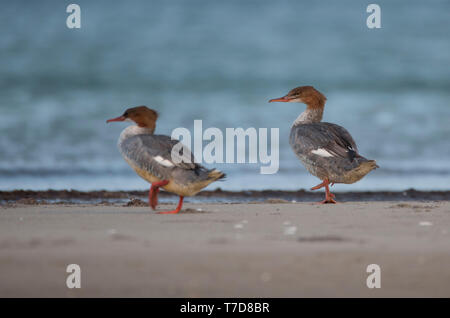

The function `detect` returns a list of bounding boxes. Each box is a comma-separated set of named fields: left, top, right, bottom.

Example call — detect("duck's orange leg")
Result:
left=149, top=180, right=169, bottom=210
left=157, top=196, right=184, bottom=214
left=311, top=180, right=327, bottom=190
left=149, top=187, right=159, bottom=209
left=311, top=178, right=337, bottom=204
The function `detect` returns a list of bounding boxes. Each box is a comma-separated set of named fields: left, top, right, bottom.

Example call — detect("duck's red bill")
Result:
left=268, top=96, right=289, bottom=102
left=106, top=116, right=126, bottom=123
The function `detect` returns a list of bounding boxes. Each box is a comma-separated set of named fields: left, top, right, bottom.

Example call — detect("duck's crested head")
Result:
left=269, top=86, right=326, bottom=108
left=107, top=106, right=158, bottom=132
left=123, top=106, right=158, bottom=125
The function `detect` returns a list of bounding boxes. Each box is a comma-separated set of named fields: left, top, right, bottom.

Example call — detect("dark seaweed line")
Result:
left=0, top=188, right=449, bottom=202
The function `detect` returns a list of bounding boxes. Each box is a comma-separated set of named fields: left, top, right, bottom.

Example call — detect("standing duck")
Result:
left=107, top=106, right=225, bottom=214
left=269, top=86, right=378, bottom=203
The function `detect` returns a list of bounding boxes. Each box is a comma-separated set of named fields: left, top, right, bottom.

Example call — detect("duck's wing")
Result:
left=290, top=122, right=359, bottom=162
left=120, top=134, right=202, bottom=179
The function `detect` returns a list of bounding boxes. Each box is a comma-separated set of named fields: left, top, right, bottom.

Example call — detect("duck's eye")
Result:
left=123, top=111, right=129, bottom=117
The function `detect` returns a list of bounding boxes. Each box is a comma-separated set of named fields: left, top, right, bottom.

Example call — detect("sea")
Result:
left=0, top=0, right=449, bottom=191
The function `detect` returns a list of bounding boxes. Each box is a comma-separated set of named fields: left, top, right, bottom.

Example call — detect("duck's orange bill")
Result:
left=268, top=96, right=290, bottom=102
left=106, top=116, right=126, bottom=123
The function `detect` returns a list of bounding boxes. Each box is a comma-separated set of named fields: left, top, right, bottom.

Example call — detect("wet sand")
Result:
left=0, top=200, right=449, bottom=297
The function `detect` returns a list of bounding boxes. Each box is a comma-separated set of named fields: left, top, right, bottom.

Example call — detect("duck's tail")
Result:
left=208, top=169, right=226, bottom=181
left=189, top=168, right=225, bottom=195
left=364, top=160, right=379, bottom=170
left=341, top=158, right=378, bottom=184
left=356, top=159, right=379, bottom=177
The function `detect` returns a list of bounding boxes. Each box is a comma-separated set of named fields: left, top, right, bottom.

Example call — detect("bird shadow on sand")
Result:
left=179, top=208, right=210, bottom=214
left=123, top=199, right=210, bottom=213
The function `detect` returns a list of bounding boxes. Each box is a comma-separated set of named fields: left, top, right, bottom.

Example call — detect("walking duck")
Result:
left=107, top=106, right=225, bottom=213
left=269, top=86, right=378, bottom=203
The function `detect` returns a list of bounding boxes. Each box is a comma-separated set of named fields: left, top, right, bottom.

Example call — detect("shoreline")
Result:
left=1, top=188, right=450, bottom=205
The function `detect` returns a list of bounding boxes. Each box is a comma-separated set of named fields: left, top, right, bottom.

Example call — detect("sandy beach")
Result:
left=1, top=200, right=449, bottom=297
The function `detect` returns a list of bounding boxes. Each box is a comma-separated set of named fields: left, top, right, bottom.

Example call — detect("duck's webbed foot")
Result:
left=311, top=179, right=337, bottom=204
left=157, top=196, right=184, bottom=214
left=319, top=192, right=337, bottom=204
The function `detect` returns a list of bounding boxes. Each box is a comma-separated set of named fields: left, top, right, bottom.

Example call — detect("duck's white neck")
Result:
left=293, top=107, right=324, bottom=126
left=118, top=125, right=154, bottom=145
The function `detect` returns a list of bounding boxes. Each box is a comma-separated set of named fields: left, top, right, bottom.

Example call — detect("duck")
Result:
left=107, top=106, right=225, bottom=214
left=269, top=86, right=378, bottom=203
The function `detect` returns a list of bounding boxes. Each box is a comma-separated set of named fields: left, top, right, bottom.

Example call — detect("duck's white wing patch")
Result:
left=154, top=155, right=175, bottom=167
left=311, top=148, right=334, bottom=157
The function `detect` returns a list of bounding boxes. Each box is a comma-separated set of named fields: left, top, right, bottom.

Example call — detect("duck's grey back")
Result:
left=289, top=122, right=376, bottom=183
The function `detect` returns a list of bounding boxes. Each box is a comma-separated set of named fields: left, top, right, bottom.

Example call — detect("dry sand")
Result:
left=0, top=201, right=449, bottom=297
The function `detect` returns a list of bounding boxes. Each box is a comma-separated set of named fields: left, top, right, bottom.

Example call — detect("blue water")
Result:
left=0, top=0, right=449, bottom=191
